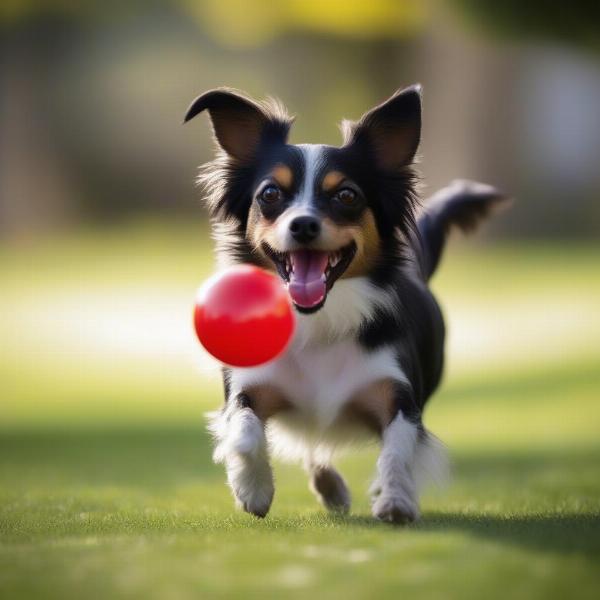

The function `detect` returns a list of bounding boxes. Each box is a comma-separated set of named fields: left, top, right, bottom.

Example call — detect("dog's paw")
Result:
left=369, top=478, right=382, bottom=499
left=233, top=480, right=274, bottom=518
left=372, top=492, right=419, bottom=525
left=229, top=459, right=274, bottom=519
left=310, top=466, right=351, bottom=513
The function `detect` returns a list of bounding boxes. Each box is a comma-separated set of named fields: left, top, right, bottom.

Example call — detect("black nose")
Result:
left=289, top=215, right=321, bottom=243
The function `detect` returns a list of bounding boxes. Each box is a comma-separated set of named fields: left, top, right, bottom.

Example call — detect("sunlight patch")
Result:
left=276, top=564, right=314, bottom=588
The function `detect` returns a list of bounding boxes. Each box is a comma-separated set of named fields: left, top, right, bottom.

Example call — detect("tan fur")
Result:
left=271, top=164, right=294, bottom=190
left=318, top=217, right=357, bottom=250
left=247, top=227, right=281, bottom=272
left=244, top=384, right=291, bottom=422
left=345, top=379, right=397, bottom=433
left=247, top=203, right=381, bottom=279
left=245, top=378, right=396, bottom=435
left=245, top=204, right=275, bottom=271
left=341, top=209, right=381, bottom=278
left=246, top=203, right=266, bottom=248
left=245, top=163, right=293, bottom=254
left=321, top=170, right=345, bottom=192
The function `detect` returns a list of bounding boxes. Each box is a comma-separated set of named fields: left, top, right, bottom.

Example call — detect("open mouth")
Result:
left=262, top=241, right=357, bottom=313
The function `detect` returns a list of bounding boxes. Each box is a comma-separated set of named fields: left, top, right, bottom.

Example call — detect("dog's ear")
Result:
left=184, top=88, right=290, bottom=163
left=344, top=85, right=421, bottom=170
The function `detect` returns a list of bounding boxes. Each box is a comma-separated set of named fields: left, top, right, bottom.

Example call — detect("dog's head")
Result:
left=185, top=86, right=421, bottom=313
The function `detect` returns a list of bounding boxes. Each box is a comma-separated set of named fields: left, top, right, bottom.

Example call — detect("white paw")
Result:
left=233, top=477, right=274, bottom=518
left=227, top=451, right=275, bottom=519
left=372, top=492, right=419, bottom=524
left=369, top=478, right=382, bottom=499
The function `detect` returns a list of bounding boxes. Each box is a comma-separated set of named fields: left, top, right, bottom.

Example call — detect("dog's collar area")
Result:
left=261, top=241, right=357, bottom=311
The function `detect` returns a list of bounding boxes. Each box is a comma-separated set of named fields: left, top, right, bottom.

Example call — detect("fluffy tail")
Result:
left=416, top=179, right=511, bottom=280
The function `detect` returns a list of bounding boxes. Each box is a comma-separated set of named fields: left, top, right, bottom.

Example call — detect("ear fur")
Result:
left=343, top=84, right=422, bottom=171
left=184, top=88, right=291, bottom=163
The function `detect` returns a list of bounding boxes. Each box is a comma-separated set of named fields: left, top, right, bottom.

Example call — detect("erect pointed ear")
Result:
left=344, top=85, right=422, bottom=171
left=184, top=88, right=291, bottom=163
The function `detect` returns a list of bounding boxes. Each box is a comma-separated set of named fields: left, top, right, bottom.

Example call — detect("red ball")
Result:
left=194, top=265, right=295, bottom=367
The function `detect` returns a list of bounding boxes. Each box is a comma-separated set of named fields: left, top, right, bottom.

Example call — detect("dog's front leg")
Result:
left=210, top=392, right=274, bottom=518
left=371, top=409, right=420, bottom=524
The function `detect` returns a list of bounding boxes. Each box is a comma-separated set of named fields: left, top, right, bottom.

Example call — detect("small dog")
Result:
left=184, top=85, right=508, bottom=522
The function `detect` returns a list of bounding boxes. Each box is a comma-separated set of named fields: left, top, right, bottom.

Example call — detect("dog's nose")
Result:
left=289, top=215, right=321, bottom=243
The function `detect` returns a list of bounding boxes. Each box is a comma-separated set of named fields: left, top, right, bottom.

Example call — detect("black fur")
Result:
left=416, top=179, right=510, bottom=280
left=186, top=87, right=509, bottom=425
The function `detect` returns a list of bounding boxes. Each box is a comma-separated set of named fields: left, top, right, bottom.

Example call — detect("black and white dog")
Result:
left=184, top=85, right=508, bottom=522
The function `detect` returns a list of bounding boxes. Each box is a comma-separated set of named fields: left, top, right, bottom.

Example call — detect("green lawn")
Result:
left=1, top=221, right=599, bottom=599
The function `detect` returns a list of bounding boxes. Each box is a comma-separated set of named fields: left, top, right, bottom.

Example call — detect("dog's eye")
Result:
left=335, top=188, right=357, bottom=206
left=259, top=185, right=282, bottom=204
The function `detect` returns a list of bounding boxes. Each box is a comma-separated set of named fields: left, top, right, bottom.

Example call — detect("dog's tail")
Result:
left=415, top=179, right=511, bottom=280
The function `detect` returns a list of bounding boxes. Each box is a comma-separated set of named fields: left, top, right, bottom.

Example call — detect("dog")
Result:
left=184, top=85, right=509, bottom=522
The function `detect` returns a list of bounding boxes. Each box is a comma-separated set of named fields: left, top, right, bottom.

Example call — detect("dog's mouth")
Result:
left=262, top=242, right=357, bottom=313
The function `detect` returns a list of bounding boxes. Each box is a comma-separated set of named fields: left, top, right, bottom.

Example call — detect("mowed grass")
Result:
left=0, top=221, right=599, bottom=599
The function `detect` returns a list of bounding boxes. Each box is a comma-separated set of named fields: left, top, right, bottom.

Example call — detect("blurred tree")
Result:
left=1, top=1, right=598, bottom=237
left=180, top=0, right=425, bottom=47
left=1, top=0, right=427, bottom=43
left=452, top=0, right=600, bottom=51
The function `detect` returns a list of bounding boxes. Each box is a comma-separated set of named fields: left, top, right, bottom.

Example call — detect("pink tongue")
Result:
left=288, top=250, right=328, bottom=308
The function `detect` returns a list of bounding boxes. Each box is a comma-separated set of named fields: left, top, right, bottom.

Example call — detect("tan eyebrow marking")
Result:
left=270, top=164, right=294, bottom=190
left=322, top=170, right=346, bottom=192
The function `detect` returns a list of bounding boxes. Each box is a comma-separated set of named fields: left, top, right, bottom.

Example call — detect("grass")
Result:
left=1, top=220, right=599, bottom=599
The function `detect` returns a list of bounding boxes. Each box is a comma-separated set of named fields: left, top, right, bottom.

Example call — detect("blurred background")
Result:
left=1, top=2, right=599, bottom=597
left=1, top=0, right=599, bottom=438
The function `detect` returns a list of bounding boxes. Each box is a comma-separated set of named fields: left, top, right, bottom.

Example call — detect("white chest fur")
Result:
left=229, top=338, right=406, bottom=430
left=229, top=277, right=405, bottom=428
left=224, top=277, right=407, bottom=462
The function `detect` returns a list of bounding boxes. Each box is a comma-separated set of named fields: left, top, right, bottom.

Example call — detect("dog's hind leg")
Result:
left=371, top=410, right=420, bottom=524
left=209, top=394, right=274, bottom=518
left=307, top=462, right=351, bottom=513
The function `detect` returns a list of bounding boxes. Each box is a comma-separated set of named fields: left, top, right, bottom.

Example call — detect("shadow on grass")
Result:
left=313, top=512, right=600, bottom=557
left=2, top=428, right=599, bottom=558
left=0, top=428, right=220, bottom=488
left=418, top=511, right=600, bottom=556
